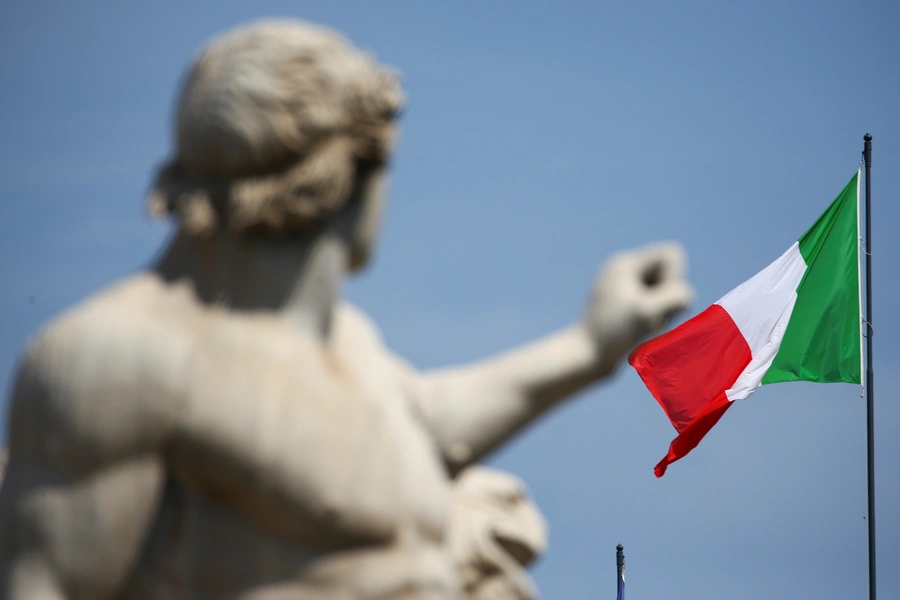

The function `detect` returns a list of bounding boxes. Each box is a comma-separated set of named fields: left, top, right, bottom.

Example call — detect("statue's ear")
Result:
left=146, top=161, right=220, bottom=236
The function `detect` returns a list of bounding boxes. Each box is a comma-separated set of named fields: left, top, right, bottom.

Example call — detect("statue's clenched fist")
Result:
left=583, top=242, right=694, bottom=372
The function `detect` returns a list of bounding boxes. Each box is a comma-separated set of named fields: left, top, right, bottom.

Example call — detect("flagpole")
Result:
left=616, top=544, right=625, bottom=600
left=862, top=132, right=876, bottom=600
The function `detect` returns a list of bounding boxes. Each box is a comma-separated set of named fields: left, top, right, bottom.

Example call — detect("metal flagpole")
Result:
left=862, top=132, right=876, bottom=600
left=616, top=544, right=625, bottom=600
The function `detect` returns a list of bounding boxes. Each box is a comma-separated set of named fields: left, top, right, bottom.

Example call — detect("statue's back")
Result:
left=1, top=273, right=460, bottom=599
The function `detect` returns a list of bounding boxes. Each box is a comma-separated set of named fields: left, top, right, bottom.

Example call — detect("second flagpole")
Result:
left=862, top=132, right=876, bottom=600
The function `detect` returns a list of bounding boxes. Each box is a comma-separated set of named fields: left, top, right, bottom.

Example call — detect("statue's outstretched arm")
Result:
left=412, top=243, right=693, bottom=473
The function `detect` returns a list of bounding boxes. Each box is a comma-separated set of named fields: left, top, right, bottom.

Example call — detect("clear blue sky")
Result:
left=2, top=1, right=898, bottom=598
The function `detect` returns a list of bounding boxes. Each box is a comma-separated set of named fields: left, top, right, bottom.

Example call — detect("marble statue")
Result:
left=448, top=467, right=547, bottom=600
left=0, top=19, right=692, bottom=600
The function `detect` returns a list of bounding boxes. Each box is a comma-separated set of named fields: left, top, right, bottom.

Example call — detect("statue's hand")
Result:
left=583, top=242, right=693, bottom=371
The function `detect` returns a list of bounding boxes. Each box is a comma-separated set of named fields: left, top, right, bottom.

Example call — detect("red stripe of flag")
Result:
left=629, top=304, right=752, bottom=477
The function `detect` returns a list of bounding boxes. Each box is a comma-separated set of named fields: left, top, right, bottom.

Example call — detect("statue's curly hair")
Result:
left=146, top=19, right=405, bottom=237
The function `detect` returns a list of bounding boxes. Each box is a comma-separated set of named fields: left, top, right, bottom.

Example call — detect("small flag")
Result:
left=630, top=172, right=862, bottom=476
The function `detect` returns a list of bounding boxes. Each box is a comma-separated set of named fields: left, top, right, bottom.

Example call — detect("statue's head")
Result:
left=147, top=19, right=405, bottom=270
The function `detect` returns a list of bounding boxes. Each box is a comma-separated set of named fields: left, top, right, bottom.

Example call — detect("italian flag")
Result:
left=630, top=172, right=862, bottom=477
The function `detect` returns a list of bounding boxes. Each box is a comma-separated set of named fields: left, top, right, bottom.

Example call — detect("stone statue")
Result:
left=448, top=467, right=547, bottom=600
left=0, top=19, right=692, bottom=600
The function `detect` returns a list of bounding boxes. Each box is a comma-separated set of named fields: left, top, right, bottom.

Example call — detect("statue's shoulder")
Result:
left=333, top=302, right=386, bottom=348
left=26, top=272, right=191, bottom=364
left=8, top=273, right=188, bottom=462
left=333, top=302, right=419, bottom=381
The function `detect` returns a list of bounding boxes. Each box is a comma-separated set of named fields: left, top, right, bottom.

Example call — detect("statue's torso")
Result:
left=9, top=274, right=459, bottom=599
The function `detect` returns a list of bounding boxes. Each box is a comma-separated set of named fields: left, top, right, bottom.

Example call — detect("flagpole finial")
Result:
left=864, top=133, right=873, bottom=142
left=617, top=544, right=623, bottom=551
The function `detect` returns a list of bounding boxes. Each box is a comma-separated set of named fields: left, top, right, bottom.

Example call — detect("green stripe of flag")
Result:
left=762, top=172, right=861, bottom=385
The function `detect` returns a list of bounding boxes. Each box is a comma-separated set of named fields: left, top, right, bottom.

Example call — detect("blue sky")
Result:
left=2, top=1, right=899, bottom=598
